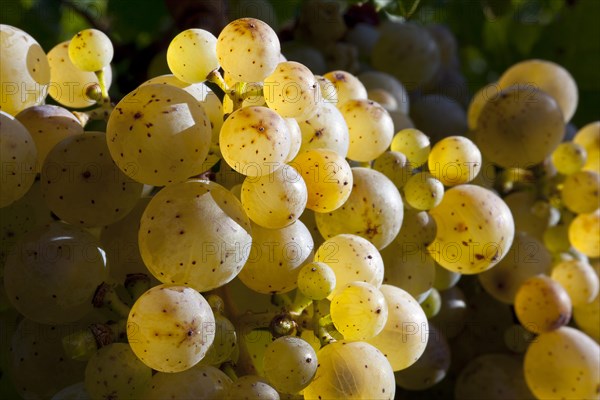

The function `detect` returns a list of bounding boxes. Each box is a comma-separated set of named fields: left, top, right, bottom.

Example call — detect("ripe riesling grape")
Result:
left=167, top=29, right=219, bottom=83
left=68, top=29, right=113, bottom=72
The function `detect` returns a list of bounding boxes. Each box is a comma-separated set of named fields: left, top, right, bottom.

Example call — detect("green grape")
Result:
left=291, top=148, right=353, bottom=212
left=297, top=261, right=336, bottom=300
left=504, top=190, right=555, bottom=240
left=429, top=286, right=468, bottom=339
left=216, top=18, right=280, bottom=83
left=574, top=292, right=600, bottom=342
left=561, top=170, right=600, bottom=214
left=455, top=354, right=535, bottom=400
left=569, top=209, right=600, bottom=257
left=127, top=284, right=215, bottom=372
left=421, top=288, right=442, bottom=318
left=263, top=336, right=317, bottom=394
left=68, top=29, right=113, bottom=72
left=284, top=118, right=302, bottom=162
left=428, top=136, right=482, bottom=186
left=498, top=59, right=578, bottom=122
left=52, top=382, right=90, bottom=400
left=409, top=95, right=468, bottom=143
left=367, top=88, right=397, bottom=111
left=331, top=282, right=388, bottom=341
left=467, top=83, right=499, bottom=130
left=220, top=106, right=290, bottom=177
left=238, top=220, right=313, bottom=294
left=0, top=25, right=50, bottom=115
left=199, top=314, right=237, bottom=366
left=514, top=275, right=572, bottom=334
left=107, top=83, right=212, bottom=186
left=4, top=221, right=108, bottom=324
left=433, top=263, right=461, bottom=290
left=504, top=324, right=536, bottom=353
left=84, top=343, right=151, bottom=400
left=394, top=324, right=450, bottom=390
left=358, top=71, right=409, bottom=115
left=543, top=224, right=571, bottom=253
left=241, top=164, right=308, bottom=229
left=297, top=102, right=349, bottom=158
left=339, top=99, right=394, bottom=162
left=42, top=132, right=143, bottom=227
left=315, top=75, right=337, bottom=104
left=139, top=179, right=251, bottom=292
left=381, top=243, right=435, bottom=303
left=0, top=111, right=37, bottom=207
left=551, top=259, right=599, bottom=306
left=478, top=232, right=552, bottom=304
left=303, top=340, right=395, bottom=400
left=403, top=172, right=444, bottom=211
left=10, top=318, right=85, bottom=399
left=372, top=151, right=412, bottom=190
left=314, top=234, right=384, bottom=297
left=367, top=284, right=428, bottom=371
left=144, top=365, right=231, bottom=399
left=524, top=327, right=600, bottom=400
left=264, top=61, right=320, bottom=119
left=167, top=29, right=219, bottom=83
left=551, top=142, right=587, bottom=175
left=573, top=121, right=599, bottom=173
left=474, top=86, right=565, bottom=169
left=225, top=375, right=279, bottom=400
left=427, top=185, right=515, bottom=274
left=47, top=41, right=112, bottom=109
left=372, top=21, right=440, bottom=90
left=15, top=105, right=83, bottom=173
left=389, top=110, right=415, bottom=132
left=315, top=168, right=404, bottom=250
left=322, top=70, right=367, bottom=106
left=390, top=128, right=431, bottom=168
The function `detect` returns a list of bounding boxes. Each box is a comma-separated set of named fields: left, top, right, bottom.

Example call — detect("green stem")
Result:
left=94, top=69, right=110, bottom=101
left=92, top=283, right=131, bottom=319
left=271, top=293, right=292, bottom=308
left=313, top=300, right=336, bottom=347
left=124, top=274, right=151, bottom=303
left=62, top=320, right=127, bottom=360
left=289, top=290, right=312, bottom=317
left=221, top=361, right=238, bottom=381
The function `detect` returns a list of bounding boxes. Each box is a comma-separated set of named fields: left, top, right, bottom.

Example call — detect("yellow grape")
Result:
left=543, top=224, right=571, bottom=253
left=284, top=117, right=302, bottom=162
left=561, top=170, right=600, bottom=214
left=428, top=136, right=482, bottom=186
left=403, top=172, right=444, bottom=211
left=264, top=61, right=320, bottom=119
left=433, top=263, right=461, bottom=290
left=297, top=102, right=349, bottom=157
left=390, top=128, right=431, bottom=168
left=372, top=151, right=412, bottom=189
left=467, top=83, right=500, bottom=130
left=574, top=292, right=600, bottom=342
left=427, top=185, right=515, bottom=274
left=514, top=275, right=572, bottom=334
left=569, top=209, right=600, bottom=257
left=573, top=121, right=599, bottom=173
left=263, top=336, right=317, bottom=394
left=551, top=259, right=599, bottom=306
left=224, top=375, right=279, bottom=400
left=323, top=70, right=367, bottom=106
left=297, top=261, right=336, bottom=300
left=199, top=313, right=237, bottom=366
left=421, top=288, right=442, bottom=318
left=167, top=29, right=219, bottom=83
left=551, top=142, right=587, bottom=175
left=68, top=29, right=113, bottom=72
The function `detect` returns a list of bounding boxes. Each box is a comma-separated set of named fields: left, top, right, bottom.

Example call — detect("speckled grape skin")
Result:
left=297, top=261, right=336, bottom=300
left=264, top=61, right=320, bottom=119
left=569, top=210, right=600, bottom=257
left=574, top=121, right=599, bottom=173
left=263, top=336, right=317, bottom=394
left=167, top=29, right=219, bottom=83
left=106, top=84, right=212, bottom=186
left=145, top=365, right=231, bottom=400
left=284, top=117, right=302, bottom=161
left=514, top=275, right=572, bottom=334
left=297, top=102, right=350, bottom=158
left=552, top=142, right=587, bottom=175
left=524, top=327, right=600, bottom=400
left=372, top=151, right=412, bottom=189
left=216, top=18, right=280, bottom=83
left=323, top=70, right=368, bottom=106
left=428, top=136, right=482, bottom=186
left=574, top=291, right=600, bottom=341
left=315, top=168, right=404, bottom=250
left=224, top=375, right=279, bottom=400
left=427, top=184, right=514, bottom=274
left=551, top=259, right=599, bottom=306
left=139, top=179, right=251, bottom=292
left=41, top=132, right=143, bottom=227
left=68, top=29, right=113, bottom=71
left=339, top=99, right=394, bottom=162
left=403, top=172, right=444, bottom=211
left=303, top=341, right=395, bottom=400
left=390, top=128, right=431, bottom=168
left=474, top=86, right=565, bottom=169
left=220, top=106, right=290, bottom=177
left=127, top=284, right=215, bottom=373
left=561, top=170, right=600, bottom=214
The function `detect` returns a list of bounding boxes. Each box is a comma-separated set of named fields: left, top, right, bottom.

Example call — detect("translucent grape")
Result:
left=4, top=221, right=108, bottom=324
left=0, top=25, right=50, bottom=115
left=297, top=102, right=349, bottom=157
left=420, top=288, right=442, bottom=318
left=139, top=180, right=251, bottom=292
left=297, top=261, right=336, bottom=300
left=514, top=275, right=572, bottom=334
left=474, top=86, right=565, bottom=168
left=569, top=210, right=600, bottom=257
left=390, top=128, right=431, bottom=168
left=0, top=111, right=37, bottom=207
left=238, top=220, right=313, bottom=294
left=573, top=121, right=599, bottom=173
left=367, top=284, right=428, bottom=371
left=84, top=343, right=151, bottom=400
left=241, top=164, right=307, bottom=229
left=217, top=18, right=280, bottom=82
left=264, top=61, right=320, bottom=119
left=498, top=59, right=578, bottom=122
left=524, top=327, right=600, bottom=400
left=263, top=336, right=317, bottom=394
left=467, top=83, right=500, bottom=130
left=303, top=340, right=395, bottom=400
left=106, top=84, right=212, bottom=186
left=284, top=118, right=302, bottom=162
left=574, top=292, right=600, bottom=341
left=429, top=286, right=468, bottom=339
left=551, top=259, right=599, bottom=306
left=220, top=106, right=290, bottom=177
left=42, top=132, right=143, bottom=227
left=291, top=148, right=353, bottom=212
left=372, top=151, right=412, bottom=189
left=167, top=29, right=219, bottom=83
left=551, top=142, right=587, bottom=175
left=314, top=234, right=384, bottom=297
left=127, top=284, right=215, bottom=372
left=428, top=136, right=482, bottom=186
left=315, top=168, right=404, bottom=249
left=427, top=185, right=514, bottom=274
left=561, top=170, right=600, bottom=214
left=68, top=29, right=113, bottom=72
left=15, top=105, right=83, bottom=173
left=381, top=242, right=435, bottom=303
left=322, top=70, right=367, bottom=106
left=339, top=99, right=394, bottom=162
left=225, top=375, right=279, bottom=400
left=198, top=313, right=237, bottom=366
left=403, top=172, right=444, bottom=211
left=145, top=365, right=231, bottom=399
left=358, top=71, right=409, bottom=114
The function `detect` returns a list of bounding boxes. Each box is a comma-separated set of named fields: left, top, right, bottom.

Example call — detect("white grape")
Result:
left=167, top=29, right=219, bottom=83
left=68, top=29, right=113, bottom=72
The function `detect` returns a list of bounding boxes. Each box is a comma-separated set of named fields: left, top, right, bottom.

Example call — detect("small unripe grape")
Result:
left=403, top=172, right=444, bottom=211
left=263, top=336, right=318, bottom=394
left=420, top=288, right=441, bottom=318
left=297, top=262, right=336, bottom=300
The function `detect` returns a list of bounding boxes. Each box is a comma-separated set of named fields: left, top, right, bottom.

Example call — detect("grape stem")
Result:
left=62, top=320, right=127, bottom=360
left=313, top=300, right=336, bottom=347
left=94, top=70, right=110, bottom=101
left=221, top=361, right=238, bottom=381
left=205, top=69, right=263, bottom=113
left=92, top=282, right=131, bottom=319
left=124, top=273, right=151, bottom=303
left=288, top=290, right=313, bottom=317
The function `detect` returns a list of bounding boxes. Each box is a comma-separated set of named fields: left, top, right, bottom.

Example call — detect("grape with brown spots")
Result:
left=297, top=102, right=349, bottom=157
left=263, top=336, right=317, bottom=394
left=264, top=61, right=320, bottom=119
left=144, top=365, right=231, bottom=399
left=167, top=29, right=219, bottom=83
left=68, top=29, right=113, bottom=72
left=297, top=261, right=336, bottom=300
left=390, top=128, right=431, bottom=168
left=323, top=70, right=367, bottom=107
left=550, top=259, right=599, bottom=306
